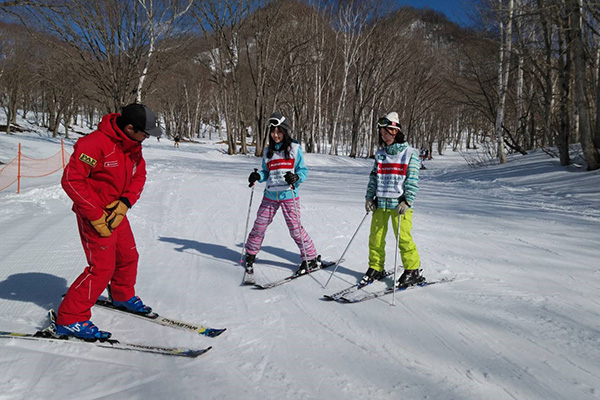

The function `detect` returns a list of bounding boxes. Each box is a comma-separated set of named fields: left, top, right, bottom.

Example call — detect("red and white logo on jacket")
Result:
left=267, top=159, right=294, bottom=171
left=377, top=163, right=407, bottom=175
left=375, top=147, right=412, bottom=198
left=265, top=143, right=299, bottom=191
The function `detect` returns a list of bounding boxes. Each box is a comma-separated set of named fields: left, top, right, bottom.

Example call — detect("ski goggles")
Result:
left=269, top=116, right=286, bottom=127
left=377, top=117, right=400, bottom=130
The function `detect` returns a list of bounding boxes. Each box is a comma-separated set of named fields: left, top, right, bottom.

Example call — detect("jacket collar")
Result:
left=385, top=142, right=408, bottom=155
left=97, top=113, right=142, bottom=153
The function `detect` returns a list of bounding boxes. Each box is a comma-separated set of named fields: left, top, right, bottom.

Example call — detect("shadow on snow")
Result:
left=157, top=236, right=340, bottom=273
left=0, top=272, right=67, bottom=310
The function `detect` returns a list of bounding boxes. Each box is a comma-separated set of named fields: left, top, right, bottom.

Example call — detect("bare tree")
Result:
left=11, top=0, right=158, bottom=111
left=345, top=1, right=412, bottom=158
left=0, top=22, right=37, bottom=134
left=556, top=0, right=572, bottom=165
left=306, top=3, right=337, bottom=154
left=327, top=0, right=375, bottom=155
left=242, top=0, right=285, bottom=156
left=567, top=0, right=600, bottom=170
left=494, top=0, right=514, bottom=164
left=153, top=39, right=212, bottom=140
left=534, top=0, right=557, bottom=153
left=134, top=0, right=194, bottom=103
left=37, top=48, right=86, bottom=138
left=193, top=0, right=252, bottom=155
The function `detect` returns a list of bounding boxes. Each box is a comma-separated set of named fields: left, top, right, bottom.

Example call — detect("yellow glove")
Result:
left=91, top=212, right=112, bottom=237
left=105, top=199, right=129, bottom=231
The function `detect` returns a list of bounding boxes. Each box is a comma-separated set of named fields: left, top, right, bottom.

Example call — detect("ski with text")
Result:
left=323, top=269, right=396, bottom=301
left=254, top=257, right=337, bottom=289
left=338, top=277, right=455, bottom=303
left=0, top=311, right=211, bottom=358
left=95, top=297, right=226, bottom=337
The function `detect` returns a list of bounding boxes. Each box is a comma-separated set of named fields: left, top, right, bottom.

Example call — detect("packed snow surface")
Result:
left=0, top=131, right=599, bottom=400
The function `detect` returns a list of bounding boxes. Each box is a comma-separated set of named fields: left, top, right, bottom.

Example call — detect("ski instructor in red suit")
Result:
left=55, top=103, right=162, bottom=340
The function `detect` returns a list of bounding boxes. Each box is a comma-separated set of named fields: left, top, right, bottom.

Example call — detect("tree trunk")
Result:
left=595, top=47, right=600, bottom=149
left=569, top=0, right=600, bottom=170
left=557, top=11, right=571, bottom=166
left=495, top=0, right=514, bottom=164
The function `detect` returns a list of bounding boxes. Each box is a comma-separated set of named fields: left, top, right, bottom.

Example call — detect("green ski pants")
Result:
left=368, top=208, right=420, bottom=272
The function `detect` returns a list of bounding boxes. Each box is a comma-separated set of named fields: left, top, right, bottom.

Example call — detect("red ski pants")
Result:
left=56, top=214, right=139, bottom=325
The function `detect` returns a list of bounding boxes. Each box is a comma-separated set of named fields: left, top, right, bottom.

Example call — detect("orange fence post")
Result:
left=17, top=143, right=21, bottom=194
left=61, top=138, right=65, bottom=169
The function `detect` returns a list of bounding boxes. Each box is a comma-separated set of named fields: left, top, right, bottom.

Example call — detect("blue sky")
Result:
left=399, top=0, right=473, bottom=26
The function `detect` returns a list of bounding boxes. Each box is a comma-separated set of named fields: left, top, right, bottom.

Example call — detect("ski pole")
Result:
left=391, top=211, right=402, bottom=306
left=239, top=169, right=258, bottom=265
left=290, top=183, right=309, bottom=271
left=324, top=211, right=370, bottom=288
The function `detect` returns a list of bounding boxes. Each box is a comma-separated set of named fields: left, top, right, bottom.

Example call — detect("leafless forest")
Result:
left=1, top=0, right=599, bottom=169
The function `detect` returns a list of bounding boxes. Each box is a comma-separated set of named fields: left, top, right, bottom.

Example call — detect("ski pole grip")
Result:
left=248, top=168, right=258, bottom=188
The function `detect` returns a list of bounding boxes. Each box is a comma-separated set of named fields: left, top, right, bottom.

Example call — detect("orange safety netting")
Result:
left=0, top=140, right=70, bottom=193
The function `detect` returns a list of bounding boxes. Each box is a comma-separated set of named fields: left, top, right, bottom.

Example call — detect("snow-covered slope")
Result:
left=0, top=132, right=599, bottom=400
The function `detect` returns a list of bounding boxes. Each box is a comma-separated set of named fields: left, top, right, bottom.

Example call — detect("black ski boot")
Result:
left=245, top=254, right=256, bottom=275
left=296, top=258, right=319, bottom=275
left=396, top=269, right=425, bottom=288
left=359, top=267, right=384, bottom=286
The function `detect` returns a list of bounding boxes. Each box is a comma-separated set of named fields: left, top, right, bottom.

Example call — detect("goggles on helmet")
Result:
left=377, top=117, right=400, bottom=129
left=269, top=116, right=286, bottom=127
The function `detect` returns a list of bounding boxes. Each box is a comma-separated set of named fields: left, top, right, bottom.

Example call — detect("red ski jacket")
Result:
left=61, top=113, right=147, bottom=222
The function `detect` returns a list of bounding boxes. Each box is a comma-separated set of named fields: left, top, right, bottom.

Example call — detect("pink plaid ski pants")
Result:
left=245, top=197, right=317, bottom=261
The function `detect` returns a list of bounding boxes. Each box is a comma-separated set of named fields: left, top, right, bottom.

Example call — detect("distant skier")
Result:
left=420, top=147, right=429, bottom=170
left=244, top=111, right=319, bottom=277
left=56, top=103, right=162, bottom=340
left=174, top=135, right=180, bottom=148
left=362, top=112, right=424, bottom=288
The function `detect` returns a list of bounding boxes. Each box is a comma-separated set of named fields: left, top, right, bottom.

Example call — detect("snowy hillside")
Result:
left=0, top=131, right=599, bottom=400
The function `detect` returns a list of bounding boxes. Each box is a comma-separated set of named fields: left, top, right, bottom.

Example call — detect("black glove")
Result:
left=248, top=171, right=260, bottom=187
left=284, top=171, right=299, bottom=185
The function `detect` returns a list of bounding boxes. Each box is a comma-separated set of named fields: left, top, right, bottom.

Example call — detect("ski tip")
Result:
left=201, top=328, right=226, bottom=338
left=188, top=346, right=212, bottom=357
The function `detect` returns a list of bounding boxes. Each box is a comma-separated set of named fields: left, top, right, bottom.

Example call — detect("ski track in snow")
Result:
left=0, top=134, right=599, bottom=399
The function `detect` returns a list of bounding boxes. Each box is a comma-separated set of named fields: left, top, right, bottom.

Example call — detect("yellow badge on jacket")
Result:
left=79, top=153, right=97, bottom=167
